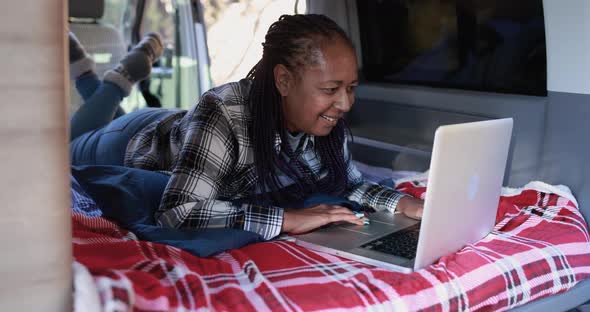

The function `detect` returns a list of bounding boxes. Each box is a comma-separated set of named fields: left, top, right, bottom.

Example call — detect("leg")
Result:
left=69, top=32, right=100, bottom=99
left=75, top=72, right=101, bottom=100
left=70, top=108, right=176, bottom=166
left=70, top=32, right=164, bottom=141
left=73, top=70, right=126, bottom=119
left=70, top=81, right=127, bottom=140
left=69, top=32, right=125, bottom=118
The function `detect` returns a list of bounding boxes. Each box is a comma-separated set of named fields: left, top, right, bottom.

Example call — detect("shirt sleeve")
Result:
left=342, top=137, right=409, bottom=213
left=155, top=94, right=283, bottom=240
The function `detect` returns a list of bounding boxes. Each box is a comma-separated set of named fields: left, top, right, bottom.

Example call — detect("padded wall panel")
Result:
left=0, top=0, right=72, bottom=311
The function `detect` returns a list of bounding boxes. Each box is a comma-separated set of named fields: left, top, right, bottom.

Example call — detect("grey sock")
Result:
left=68, top=32, right=95, bottom=79
left=69, top=32, right=86, bottom=63
left=103, top=69, right=134, bottom=96
left=103, top=32, right=163, bottom=95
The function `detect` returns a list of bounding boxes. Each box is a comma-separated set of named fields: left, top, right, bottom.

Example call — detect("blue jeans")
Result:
left=70, top=72, right=126, bottom=140
left=70, top=72, right=175, bottom=166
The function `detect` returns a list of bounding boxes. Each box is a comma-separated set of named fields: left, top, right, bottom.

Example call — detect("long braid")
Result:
left=247, top=14, right=355, bottom=204
left=316, top=120, right=350, bottom=194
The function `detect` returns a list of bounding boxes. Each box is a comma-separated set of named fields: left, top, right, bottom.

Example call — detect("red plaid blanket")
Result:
left=73, top=178, right=590, bottom=311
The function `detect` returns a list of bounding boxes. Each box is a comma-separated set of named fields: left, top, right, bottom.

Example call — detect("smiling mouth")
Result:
left=320, top=115, right=339, bottom=123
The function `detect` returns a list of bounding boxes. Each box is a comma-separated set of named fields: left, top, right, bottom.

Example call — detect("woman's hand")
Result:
left=281, top=204, right=366, bottom=234
left=396, top=196, right=424, bottom=220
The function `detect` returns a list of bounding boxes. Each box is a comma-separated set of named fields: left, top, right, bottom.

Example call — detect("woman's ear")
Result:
left=273, top=64, right=292, bottom=96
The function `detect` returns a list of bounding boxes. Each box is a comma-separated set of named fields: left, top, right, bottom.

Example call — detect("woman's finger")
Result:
left=405, top=207, right=423, bottom=220
left=330, top=212, right=366, bottom=225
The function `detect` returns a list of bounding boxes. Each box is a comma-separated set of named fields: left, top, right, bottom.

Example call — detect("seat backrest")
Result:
left=68, top=0, right=127, bottom=114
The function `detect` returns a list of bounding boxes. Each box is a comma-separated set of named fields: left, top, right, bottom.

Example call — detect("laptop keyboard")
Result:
left=361, top=223, right=421, bottom=259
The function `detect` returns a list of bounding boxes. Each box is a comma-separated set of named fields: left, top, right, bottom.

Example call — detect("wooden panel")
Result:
left=0, top=0, right=71, bottom=311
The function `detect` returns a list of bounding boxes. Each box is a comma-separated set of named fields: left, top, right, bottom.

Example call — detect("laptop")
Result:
left=295, top=118, right=513, bottom=272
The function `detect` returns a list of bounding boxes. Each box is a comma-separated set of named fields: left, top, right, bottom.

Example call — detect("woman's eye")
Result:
left=322, top=87, right=338, bottom=94
left=347, top=85, right=357, bottom=93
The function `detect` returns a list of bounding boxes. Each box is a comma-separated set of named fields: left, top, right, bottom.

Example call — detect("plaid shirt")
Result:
left=125, top=79, right=407, bottom=239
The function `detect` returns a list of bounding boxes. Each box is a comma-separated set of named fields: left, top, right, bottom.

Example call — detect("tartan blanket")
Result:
left=72, top=177, right=590, bottom=311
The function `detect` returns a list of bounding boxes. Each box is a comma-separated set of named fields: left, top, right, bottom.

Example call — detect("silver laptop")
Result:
left=295, top=118, right=513, bottom=272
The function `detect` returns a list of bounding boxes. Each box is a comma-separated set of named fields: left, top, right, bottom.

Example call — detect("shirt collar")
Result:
left=274, top=132, right=315, bottom=153
left=301, top=134, right=315, bottom=151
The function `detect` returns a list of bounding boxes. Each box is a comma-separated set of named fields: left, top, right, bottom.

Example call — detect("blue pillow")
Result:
left=71, top=165, right=264, bottom=257
left=72, top=165, right=168, bottom=224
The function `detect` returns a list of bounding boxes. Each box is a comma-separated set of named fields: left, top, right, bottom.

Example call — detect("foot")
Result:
left=104, top=32, right=164, bottom=95
left=68, top=31, right=95, bottom=79
left=69, top=32, right=87, bottom=63
left=134, top=32, right=164, bottom=65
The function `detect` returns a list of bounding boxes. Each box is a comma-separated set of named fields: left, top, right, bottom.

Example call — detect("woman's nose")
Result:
left=333, top=91, right=353, bottom=112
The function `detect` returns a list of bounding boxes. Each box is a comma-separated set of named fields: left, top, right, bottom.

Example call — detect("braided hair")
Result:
left=246, top=14, right=356, bottom=204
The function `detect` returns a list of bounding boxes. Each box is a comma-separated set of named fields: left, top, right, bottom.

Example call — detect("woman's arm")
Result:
left=342, top=140, right=424, bottom=219
left=155, top=95, right=284, bottom=240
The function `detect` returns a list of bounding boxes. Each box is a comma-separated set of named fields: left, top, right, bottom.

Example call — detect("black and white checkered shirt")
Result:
left=125, top=79, right=407, bottom=240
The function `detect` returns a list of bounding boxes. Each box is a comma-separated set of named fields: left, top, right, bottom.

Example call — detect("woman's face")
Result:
left=276, top=40, right=358, bottom=136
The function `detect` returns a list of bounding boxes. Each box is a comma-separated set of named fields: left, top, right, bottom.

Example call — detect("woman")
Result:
left=70, top=14, right=424, bottom=240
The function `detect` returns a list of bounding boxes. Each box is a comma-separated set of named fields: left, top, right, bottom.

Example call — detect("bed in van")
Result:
left=1, top=0, right=589, bottom=311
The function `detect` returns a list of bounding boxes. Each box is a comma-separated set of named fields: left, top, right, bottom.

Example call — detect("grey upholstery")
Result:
left=68, top=0, right=127, bottom=114
left=69, top=0, right=104, bottom=19
left=511, top=278, right=590, bottom=312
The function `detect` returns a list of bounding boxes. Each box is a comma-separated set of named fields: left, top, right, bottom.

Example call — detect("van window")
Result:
left=123, top=0, right=204, bottom=111
left=356, top=0, right=547, bottom=96
left=68, top=0, right=204, bottom=112
left=202, top=0, right=306, bottom=86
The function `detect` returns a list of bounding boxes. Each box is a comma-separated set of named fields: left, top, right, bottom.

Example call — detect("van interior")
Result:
left=1, top=0, right=590, bottom=310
